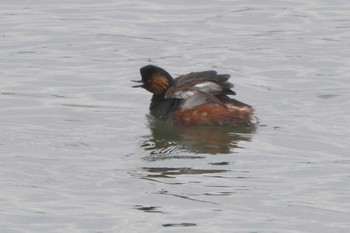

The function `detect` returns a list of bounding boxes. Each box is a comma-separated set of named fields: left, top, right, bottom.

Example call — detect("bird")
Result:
left=132, top=65, right=254, bottom=127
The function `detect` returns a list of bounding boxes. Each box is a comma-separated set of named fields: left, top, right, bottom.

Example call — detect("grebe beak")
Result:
left=131, top=80, right=144, bottom=88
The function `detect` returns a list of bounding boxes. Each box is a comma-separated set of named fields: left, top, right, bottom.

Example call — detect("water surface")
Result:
left=1, top=1, right=350, bottom=232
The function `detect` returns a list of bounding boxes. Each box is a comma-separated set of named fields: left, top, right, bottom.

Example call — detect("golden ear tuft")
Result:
left=152, top=73, right=169, bottom=92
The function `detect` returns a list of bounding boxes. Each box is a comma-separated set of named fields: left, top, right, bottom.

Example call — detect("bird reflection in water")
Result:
left=134, top=116, right=255, bottom=208
left=140, top=115, right=256, bottom=159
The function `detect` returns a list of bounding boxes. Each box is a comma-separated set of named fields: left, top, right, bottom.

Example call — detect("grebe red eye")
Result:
left=147, top=79, right=152, bottom=84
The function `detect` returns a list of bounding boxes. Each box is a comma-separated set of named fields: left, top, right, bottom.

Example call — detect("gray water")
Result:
left=1, top=1, right=350, bottom=232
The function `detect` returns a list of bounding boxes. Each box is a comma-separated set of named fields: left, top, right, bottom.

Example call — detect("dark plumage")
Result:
left=132, top=65, right=254, bottom=126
